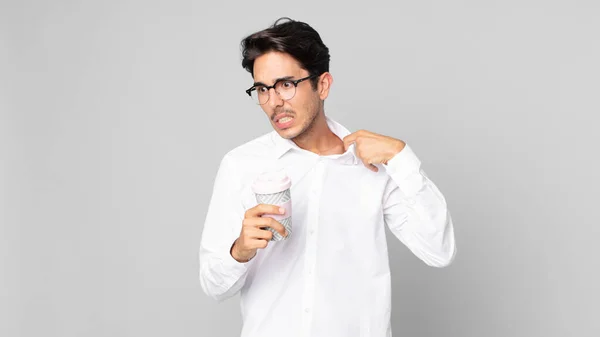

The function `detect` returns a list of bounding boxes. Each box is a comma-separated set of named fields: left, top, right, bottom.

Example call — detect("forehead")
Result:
left=253, top=51, right=307, bottom=83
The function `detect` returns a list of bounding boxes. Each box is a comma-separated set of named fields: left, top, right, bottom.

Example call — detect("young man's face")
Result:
left=252, top=51, right=326, bottom=140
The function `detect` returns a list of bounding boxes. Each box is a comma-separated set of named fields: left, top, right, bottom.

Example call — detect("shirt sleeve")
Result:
left=381, top=144, right=457, bottom=267
left=199, top=153, right=255, bottom=301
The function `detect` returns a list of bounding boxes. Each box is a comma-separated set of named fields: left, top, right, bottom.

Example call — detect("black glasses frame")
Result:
left=245, top=74, right=320, bottom=103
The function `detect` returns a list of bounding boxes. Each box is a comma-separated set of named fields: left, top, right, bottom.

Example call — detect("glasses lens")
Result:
left=251, top=86, right=268, bottom=105
left=275, top=80, right=296, bottom=100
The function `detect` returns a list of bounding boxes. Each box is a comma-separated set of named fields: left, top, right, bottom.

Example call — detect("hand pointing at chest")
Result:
left=343, top=130, right=406, bottom=172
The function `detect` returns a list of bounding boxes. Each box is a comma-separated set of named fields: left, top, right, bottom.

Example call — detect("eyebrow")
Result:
left=253, top=76, right=295, bottom=87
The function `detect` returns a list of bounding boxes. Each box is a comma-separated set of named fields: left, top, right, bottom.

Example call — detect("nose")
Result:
left=266, top=87, right=284, bottom=109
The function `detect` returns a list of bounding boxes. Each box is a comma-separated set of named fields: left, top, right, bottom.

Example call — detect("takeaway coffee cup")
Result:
left=251, top=169, right=292, bottom=241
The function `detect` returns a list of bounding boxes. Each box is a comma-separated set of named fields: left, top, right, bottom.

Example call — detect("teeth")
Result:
left=279, top=117, right=292, bottom=123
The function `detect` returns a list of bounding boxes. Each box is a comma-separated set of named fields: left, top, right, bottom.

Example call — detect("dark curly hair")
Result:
left=240, top=17, right=330, bottom=89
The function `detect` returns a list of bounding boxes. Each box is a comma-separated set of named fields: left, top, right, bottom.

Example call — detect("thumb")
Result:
left=343, top=133, right=357, bottom=151
left=366, top=163, right=379, bottom=172
left=361, top=159, right=379, bottom=173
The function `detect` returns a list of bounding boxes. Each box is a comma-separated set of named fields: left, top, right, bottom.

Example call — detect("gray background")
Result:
left=1, top=0, right=599, bottom=336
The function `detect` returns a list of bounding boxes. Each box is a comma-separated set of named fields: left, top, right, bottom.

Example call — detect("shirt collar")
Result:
left=271, top=115, right=360, bottom=165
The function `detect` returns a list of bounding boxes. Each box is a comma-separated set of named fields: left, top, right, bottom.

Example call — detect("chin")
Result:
left=277, top=128, right=299, bottom=140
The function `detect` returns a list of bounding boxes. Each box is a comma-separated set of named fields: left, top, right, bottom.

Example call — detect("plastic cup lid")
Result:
left=251, top=168, right=292, bottom=194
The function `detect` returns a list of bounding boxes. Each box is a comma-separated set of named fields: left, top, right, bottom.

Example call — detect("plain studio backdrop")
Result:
left=1, top=0, right=599, bottom=336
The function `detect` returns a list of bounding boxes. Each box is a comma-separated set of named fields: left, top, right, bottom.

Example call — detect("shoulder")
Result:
left=219, top=130, right=277, bottom=166
left=213, top=131, right=279, bottom=199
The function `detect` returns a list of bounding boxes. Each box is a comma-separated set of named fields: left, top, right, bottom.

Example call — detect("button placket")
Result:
left=301, top=159, right=325, bottom=336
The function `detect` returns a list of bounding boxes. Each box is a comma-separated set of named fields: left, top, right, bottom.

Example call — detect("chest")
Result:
left=240, top=159, right=389, bottom=235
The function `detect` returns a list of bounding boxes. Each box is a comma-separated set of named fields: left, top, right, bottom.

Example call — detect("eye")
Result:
left=282, top=81, right=293, bottom=88
left=256, top=86, right=267, bottom=93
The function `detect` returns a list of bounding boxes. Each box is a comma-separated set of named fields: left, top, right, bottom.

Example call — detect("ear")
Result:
left=318, top=72, right=333, bottom=100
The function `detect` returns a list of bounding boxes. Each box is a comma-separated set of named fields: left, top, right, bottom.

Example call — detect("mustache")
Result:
left=271, top=109, right=295, bottom=121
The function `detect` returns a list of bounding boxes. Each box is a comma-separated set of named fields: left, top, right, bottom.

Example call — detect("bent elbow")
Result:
left=428, top=211, right=456, bottom=268
left=426, top=241, right=456, bottom=268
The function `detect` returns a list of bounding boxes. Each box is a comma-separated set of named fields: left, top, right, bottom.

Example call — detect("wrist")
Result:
left=384, top=140, right=406, bottom=165
left=230, top=239, right=254, bottom=263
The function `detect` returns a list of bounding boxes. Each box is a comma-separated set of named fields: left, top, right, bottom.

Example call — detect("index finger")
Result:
left=245, top=203, right=286, bottom=218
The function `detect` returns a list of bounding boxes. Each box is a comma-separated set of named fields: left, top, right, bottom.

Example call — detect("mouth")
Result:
left=273, top=114, right=295, bottom=129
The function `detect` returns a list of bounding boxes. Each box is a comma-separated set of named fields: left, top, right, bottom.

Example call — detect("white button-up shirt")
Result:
left=199, top=116, right=456, bottom=337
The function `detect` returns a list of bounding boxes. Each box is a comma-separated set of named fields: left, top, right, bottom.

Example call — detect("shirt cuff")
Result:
left=383, top=144, right=425, bottom=197
left=218, top=241, right=253, bottom=282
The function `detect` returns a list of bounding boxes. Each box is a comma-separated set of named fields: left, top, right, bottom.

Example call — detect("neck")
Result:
left=292, top=111, right=344, bottom=156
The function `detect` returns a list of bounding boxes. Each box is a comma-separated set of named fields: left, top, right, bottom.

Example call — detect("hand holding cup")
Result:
left=231, top=204, right=288, bottom=262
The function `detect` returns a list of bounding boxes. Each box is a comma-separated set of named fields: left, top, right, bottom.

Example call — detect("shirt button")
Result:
left=407, top=198, right=416, bottom=205
left=305, top=308, right=310, bottom=313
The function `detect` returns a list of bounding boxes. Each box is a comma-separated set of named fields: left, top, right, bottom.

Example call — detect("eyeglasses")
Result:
left=245, top=74, right=320, bottom=105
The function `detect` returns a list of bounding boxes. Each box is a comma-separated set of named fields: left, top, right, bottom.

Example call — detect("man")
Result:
left=199, top=17, right=456, bottom=337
